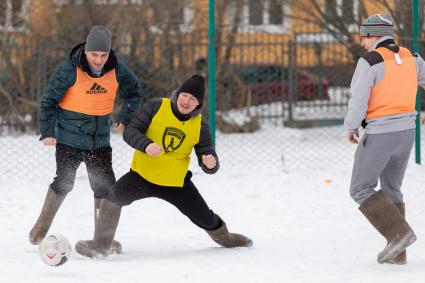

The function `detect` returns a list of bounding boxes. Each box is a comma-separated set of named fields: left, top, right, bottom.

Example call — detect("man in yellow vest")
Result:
left=75, top=74, right=253, bottom=258
left=29, top=26, right=142, bottom=254
left=345, top=13, right=425, bottom=264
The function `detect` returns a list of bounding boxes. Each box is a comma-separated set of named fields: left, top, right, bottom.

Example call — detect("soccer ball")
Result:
left=38, top=234, right=72, bottom=266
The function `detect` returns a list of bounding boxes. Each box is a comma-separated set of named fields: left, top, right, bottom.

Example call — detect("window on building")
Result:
left=150, top=0, right=194, bottom=33
left=269, top=0, right=283, bottom=25
left=342, top=0, right=355, bottom=23
left=324, top=0, right=357, bottom=24
left=53, top=0, right=144, bottom=5
left=324, top=0, right=358, bottom=32
left=0, top=4, right=6, bottom=27
left=325, top=0, right=338, bottom=19
left=0, top=0, right=28, bottom=32
left=242, top=0, right=290, bottom=34
left=248, top=0, right=264, bottom=26
left=152, top=3, right=186, bottom=25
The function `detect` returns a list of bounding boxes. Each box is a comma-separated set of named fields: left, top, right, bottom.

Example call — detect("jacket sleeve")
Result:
left=414, top=53, right=425, bottom=90
left=344, top=58, right=374, bottom=132
left=38, top=60, right=77, bottom=139
left=194, top=118, right=220, bottom=174
left=116, top=60, right=143, bottom=125
left=123, top=98, right=162, bottom=151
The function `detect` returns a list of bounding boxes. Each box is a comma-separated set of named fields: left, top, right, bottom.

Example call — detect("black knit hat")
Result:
left=177, top=74, right=205, bottom=103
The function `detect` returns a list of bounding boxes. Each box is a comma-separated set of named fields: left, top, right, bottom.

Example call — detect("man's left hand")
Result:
left=114, top=122, right=125, bottom=132
left=202, top=154, right=217, bottom=169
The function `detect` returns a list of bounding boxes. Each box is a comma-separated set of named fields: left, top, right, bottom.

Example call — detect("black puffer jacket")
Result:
left=123, top=95, right=219, bottom=174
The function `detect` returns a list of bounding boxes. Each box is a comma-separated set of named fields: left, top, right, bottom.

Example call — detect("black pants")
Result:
left=110, top=170, right=222, bottom=231
left=51, top=143, right=116, bottom=199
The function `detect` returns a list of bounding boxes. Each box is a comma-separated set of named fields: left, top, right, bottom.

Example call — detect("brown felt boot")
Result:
left=76, top=199, right=122, bottom=258
left=29, top=186, right=66, bottom=245
left=392, top=202, right=407, bottom=265
left=94, top=198, right=122, bottom=254
left=359, top=191, right=416, bottom=264
left=207, top=222, right=253, bottom=248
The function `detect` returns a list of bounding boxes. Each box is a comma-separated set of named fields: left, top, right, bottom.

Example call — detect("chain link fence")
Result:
left=0, top=0, right=424, bottom=179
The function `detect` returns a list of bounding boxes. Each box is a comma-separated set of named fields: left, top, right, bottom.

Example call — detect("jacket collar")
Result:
left=371, top=36, right=399, bottom=53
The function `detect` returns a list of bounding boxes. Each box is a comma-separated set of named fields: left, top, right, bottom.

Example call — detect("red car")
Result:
left=224, top=64, right=330, bottom=106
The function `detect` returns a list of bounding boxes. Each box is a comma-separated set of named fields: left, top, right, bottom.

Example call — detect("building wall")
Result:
left=5, top=0, right=400, bottom=68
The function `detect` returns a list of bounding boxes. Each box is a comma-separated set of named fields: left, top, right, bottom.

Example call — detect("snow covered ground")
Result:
left=1, top=127, right=425, bottom=283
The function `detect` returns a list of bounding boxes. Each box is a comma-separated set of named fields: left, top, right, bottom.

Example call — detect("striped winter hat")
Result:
left=360, top=12, right=394, bottom=37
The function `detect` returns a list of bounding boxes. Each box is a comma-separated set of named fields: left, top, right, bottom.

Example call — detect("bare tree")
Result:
left=288, top=0, right=425, bottom=62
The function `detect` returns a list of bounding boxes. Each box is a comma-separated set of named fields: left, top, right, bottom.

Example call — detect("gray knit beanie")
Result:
left=360, top=13, right=394, bottom=37
left=85, top=26, right=111, bottom=52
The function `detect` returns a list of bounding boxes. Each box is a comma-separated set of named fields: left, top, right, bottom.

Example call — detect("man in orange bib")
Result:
left=74, top=74, right=252, bottom=258
left=29, top=26, right=142, bottom=254
left=345, top=13, right=425, bottom=264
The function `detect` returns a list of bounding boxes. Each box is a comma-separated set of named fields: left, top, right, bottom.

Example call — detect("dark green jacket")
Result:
left=39, top=43, right=142, bottom=150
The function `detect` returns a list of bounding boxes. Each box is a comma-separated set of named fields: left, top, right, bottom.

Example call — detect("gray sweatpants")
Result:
left=350, top=129, right=415, bottom=205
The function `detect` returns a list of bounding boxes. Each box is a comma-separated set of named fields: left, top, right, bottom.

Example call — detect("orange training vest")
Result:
left=367, top=47, right=417, bottom=119
left=59, top=67, right=119, bottom=115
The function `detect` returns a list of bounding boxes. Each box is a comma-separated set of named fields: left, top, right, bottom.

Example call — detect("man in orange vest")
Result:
left=345, top=13, right=425, bottom=264
left=29, top=26, right=142, bottom=254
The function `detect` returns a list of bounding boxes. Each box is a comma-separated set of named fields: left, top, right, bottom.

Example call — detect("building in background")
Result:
left=0, top=0, right=423, bottom=132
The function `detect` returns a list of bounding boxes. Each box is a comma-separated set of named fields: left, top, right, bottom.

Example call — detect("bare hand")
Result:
left=42, top=137, right=57, bottom=146
left=347, top=131, right=359, bottom=144
left=422, top=116, right=425, bottom=124
left=114, top=122, right=125, bottom=132
left=202, top=154, right=217, bottom=169
left=145, top=143, right=163, bottom=157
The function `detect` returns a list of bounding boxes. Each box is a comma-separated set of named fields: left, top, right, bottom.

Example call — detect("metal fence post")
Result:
left=208, top=0, right=216, bottom=145
left=413, top=0, right=421, bottom=164
left=314, top=43, right=323, bottom=99
left=288, top=40, right=295, bottom=122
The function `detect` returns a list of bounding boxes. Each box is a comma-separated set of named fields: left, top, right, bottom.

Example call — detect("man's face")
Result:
left=85, top=51, right=109, bottom=72
left=177, top=92, right=200, bottom=114
left=360, top=36, right=380, bottom=52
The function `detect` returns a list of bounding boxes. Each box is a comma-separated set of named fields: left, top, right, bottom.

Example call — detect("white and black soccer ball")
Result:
left=38, top=234, right=72, bottom=266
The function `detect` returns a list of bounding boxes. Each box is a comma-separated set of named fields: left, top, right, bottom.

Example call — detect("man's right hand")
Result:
left=346, top=130, right=359, bottom=144
left=42, top=137, right=57, bottom=146
left=145, top=143, right=163, bottom=157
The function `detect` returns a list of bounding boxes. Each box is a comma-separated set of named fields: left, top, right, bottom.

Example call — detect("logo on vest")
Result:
left=86, top=83, right=108, bottom=94
left=163, top=127, right=186, bottom=153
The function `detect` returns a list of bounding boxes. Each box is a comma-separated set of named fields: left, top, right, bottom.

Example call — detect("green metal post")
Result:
left=314, top=43, right=323, bottom=99
left=208, top=0, right=216, bottom=144
left=413, top=0, right=421, bottom=164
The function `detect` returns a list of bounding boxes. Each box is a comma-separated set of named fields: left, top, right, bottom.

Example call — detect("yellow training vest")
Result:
left=59, top=67, right=119, bottom=115
left=131, top=98, right=202, bottom=187
left=367, top=47, right=417, bottom=119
